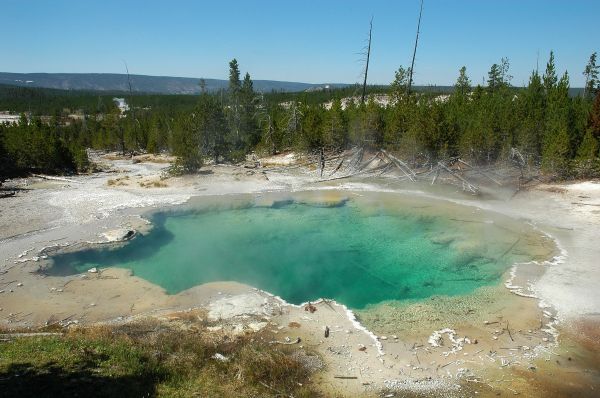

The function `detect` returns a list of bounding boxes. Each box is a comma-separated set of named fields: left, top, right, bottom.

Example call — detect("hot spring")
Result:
left=47, top=191, right=551, bottom=309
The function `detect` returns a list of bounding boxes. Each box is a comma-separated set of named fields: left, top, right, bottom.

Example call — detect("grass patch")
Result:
left=106, top=176, right=129, bottom=186
left=0, top=322, right=323, bottom=397
left=139, top=180, right=168, bottom=188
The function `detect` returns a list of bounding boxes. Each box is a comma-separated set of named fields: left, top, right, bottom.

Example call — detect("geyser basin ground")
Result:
left=48, top=191, right=553, bottom=309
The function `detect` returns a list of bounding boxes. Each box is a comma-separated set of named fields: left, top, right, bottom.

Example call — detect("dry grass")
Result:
left=139, top=180, right=168, bottom=188
left=0, top=320, right=324, bottom=398
left=133, top=154, right=174, bottom=164
left=107, top=176, right=130, bottom=187
left=542, top=185, right=567, bottom=194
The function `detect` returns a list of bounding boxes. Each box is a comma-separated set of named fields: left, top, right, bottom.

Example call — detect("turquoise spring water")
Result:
left=48, top=194, right=532, bottom=309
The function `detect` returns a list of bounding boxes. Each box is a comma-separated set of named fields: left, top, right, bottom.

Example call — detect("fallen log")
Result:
left=356, top=151, right=382, bottom=172
left=431, top=167, right=440, bottom=185
left=456, top=159, right=503, bottom=186
left=329, top=155, right=346, bottom=177
left=0, top=191, right=15, bottom=198
left=437, top=161, right=479, bottom=194
left=347, top=147, right=365, bottom=172
left=269, top=337, right=301, bottom=345
left=377, top=163, right=394, bottom=176
left=32, top=174, right=80, bottom=184
left=380, top=150, right=417, bottom=182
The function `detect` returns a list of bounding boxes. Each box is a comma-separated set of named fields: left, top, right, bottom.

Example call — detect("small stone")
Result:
left=16, top=283, right=23, bottom=287
left=211, top=353, right=229, bottom=362
left=492, top=336, right=498, bottom=340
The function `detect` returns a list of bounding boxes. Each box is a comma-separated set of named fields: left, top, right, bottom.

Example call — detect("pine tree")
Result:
left=301, top=104, right=324, bottom=150
left=577, top=131, right=599, bottom=160
left=258, top=103, right=283, bottom=155
left=542, top=71, right=572, bottom=177
left=284, top=102, right=303, bottom=148
left=323, top=99, right=347, bottom=149
left=454, top=66, right=471, bottom=98
left=487, top=63, right=502, bottom=92
left=445, top=67, right=472, bottom=157
left=390, top=66, right=410, bottom=103
left=228, top=59, right=241, bottom=93
left=240, top=72, right=259, bottom=149
left=364, top=97, right=384, bottom=147
left=499, top=57, right=512, bottom=86
left=590, top=92, right=600, bottom=139
left=517, top=70, right=545, bottom=160
left=543, top=51, right=558, bottom=94
left=583, top=52, right=599, bottom=99
left=227, top=59, right=242, bottom=149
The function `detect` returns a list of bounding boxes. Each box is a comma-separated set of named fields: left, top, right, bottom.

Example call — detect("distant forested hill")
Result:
left=0, top=72, right=347, bottom=94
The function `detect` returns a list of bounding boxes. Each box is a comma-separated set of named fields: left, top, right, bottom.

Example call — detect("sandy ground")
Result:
left=1, top=151, right=599, bottom=397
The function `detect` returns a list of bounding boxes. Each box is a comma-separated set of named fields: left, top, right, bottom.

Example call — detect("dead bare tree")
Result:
left=123, top=60, right=139, bottom=152
left=407, top=0, right=424, bottom=96
left=361, top=17, right=373, bottom=105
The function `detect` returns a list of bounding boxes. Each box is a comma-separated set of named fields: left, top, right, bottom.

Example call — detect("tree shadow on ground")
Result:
left=0, top=361, right=162, bottom=398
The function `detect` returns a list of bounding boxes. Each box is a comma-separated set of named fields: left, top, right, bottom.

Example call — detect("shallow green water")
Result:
left=48, top=194, right=531, bottom=309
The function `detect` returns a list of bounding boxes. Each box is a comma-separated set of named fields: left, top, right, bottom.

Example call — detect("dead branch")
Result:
left=329, top=155, right=346, bottom=177
left=381, top=150, right=417, bottom=181
left=437, top=161, right=479, bottom=194
left=407, top=0, right=424, bottom=95
left=456, top=159, right=503, bottom=186
left=431, top=167, right=440, bottom=185
left=269, top=337, right=301, bottom=345
left=32, top=174, right=80, bottom=184
left=505, top=322, right=514, bottom=342
left=361, top=17, right=373, bottom=105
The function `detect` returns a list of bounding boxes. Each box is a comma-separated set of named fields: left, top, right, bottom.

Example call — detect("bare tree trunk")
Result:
left=407, top=0, right=424, bottom=96
left=124, top=61, right=138, bottom=151
left=361, top=17, right=373, bottom=105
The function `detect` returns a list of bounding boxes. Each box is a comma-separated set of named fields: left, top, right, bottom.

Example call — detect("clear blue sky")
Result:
left=2, top=0, right=598, bottom=86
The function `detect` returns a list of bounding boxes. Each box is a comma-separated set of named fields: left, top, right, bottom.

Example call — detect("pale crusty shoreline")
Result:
left=1, top=152, right=599, bottom=396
